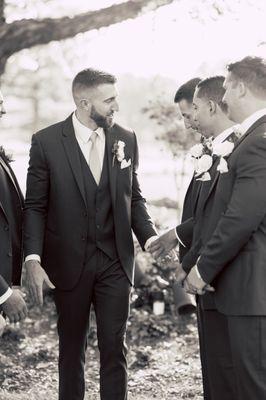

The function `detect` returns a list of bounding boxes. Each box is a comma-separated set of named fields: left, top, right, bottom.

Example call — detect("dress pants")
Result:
left=197, top=301, right=237, bottom=400
left=54, top=250, right=131, bottom=400
left=227, top=315, right=266, bottom=400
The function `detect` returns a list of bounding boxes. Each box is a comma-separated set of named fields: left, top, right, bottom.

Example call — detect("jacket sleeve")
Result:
left=131, top=133, right=157, bottom=249
left=198, top=135, right=266, bottom=283
left=24, top=134, right=50, bottom=258
left=176, top=217, right=194, bottom=249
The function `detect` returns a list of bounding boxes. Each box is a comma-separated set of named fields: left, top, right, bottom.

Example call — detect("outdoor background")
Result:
left=0, top=1, right=266, bottom=399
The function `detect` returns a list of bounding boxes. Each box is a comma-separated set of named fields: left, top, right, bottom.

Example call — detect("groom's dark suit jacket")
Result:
left=24, top=115, right=156, bottom=289
left=0, top=155, right=24, bottom=296
left=197, top=115, right=266, bottom=315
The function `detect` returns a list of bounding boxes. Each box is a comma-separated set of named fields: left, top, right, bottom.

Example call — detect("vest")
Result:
left=78, top=144, right=118, bottom=262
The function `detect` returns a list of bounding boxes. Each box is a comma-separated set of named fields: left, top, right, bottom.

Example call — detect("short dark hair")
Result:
left=227, top=56, right=266, bottom=97
left=72, top=68, right=117, bottom=94
left=174, top=77, right=202, bottom=104
left=196, top=76, right=227, bottom=113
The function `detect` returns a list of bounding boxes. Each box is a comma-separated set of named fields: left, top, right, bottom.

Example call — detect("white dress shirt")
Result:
left=239, top=108, right=266, bottom=135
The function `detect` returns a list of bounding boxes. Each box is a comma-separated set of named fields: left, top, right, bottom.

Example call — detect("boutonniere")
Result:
left=190, top=136, right=213, bottom=181
left=213, top=140, right=234, bottom=174
left=0, top=146, right=13, bottom=164
left=112, top=140, right=132, bottom=169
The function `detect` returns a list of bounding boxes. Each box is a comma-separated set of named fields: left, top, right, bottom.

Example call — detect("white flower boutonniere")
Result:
left=112, top=140, right=132, bottom=169
left=112, top=140, right=125, bottom=166
left=213, top=140, right=234, bottom=174
left=190, top=136, right=213, bottom=181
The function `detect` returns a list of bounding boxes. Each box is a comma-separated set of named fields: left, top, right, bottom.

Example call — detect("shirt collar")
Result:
left=240, top=108, right=266, bottom=135
left=212, top=126, right=235, bottom=146
left=72, top=111, right=105, bottom=143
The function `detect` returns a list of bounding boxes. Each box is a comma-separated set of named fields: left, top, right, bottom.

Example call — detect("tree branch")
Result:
left=0, top=0, right=175, bottom=73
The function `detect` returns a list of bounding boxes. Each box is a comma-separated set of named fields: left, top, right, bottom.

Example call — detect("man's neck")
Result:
left=211, top=118, right=234, bottom=138
left=240, top=101, right=266, bottom=122
left=75, top=109, right=97, bottom=130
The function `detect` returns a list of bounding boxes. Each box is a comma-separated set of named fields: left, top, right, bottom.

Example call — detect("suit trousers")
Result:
left=227, top=315, right=266, bottom=400
left=54, top=249, right=131, bottom=400
left=197, top=302, right=237, bottom=400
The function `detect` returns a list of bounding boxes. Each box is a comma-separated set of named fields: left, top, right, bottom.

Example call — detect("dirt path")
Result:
left=0, top=295, right=203, bottom=400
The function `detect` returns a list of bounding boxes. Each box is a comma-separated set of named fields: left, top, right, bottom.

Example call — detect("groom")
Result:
left=24, top=68, right=157, bottom=400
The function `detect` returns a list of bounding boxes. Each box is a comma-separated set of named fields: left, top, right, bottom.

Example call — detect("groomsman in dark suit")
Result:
left=185, top=56, right=266, bottom=399
left=0, top=90, right=27, bottom=328
left=149, top=78, right=201, bottom=262
left=24, top=68, right=157, bottom=400
left=180, top=76, right=237, bottom=400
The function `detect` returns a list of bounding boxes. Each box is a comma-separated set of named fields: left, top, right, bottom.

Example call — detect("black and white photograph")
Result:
left=0, top=0, right=266, bottom=399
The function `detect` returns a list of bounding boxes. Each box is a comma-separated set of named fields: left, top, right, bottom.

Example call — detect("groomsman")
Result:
left=149, top=78, right=201, bottom=262
left=181, top=76, right=237, bottom=400
left=0, top=90, right=27, bottom=327
left=185, top=56, right=266, bottom=399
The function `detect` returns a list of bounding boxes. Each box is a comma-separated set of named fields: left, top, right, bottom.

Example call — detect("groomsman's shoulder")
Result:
left=32, top=118, right=69, bottom=143
left=112, top=123, right=136, bottom=141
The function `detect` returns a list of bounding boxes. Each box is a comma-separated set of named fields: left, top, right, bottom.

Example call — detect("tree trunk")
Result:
left=0, top=0, right=175, bottom=74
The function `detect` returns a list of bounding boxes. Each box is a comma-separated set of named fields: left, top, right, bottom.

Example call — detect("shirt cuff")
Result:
left=0, top=287, right=13, bottom=305
left=174, top=229, right=186, bottom=248
left=144, top=235, right=158, bottom=251
left=25, top=254, right=41, bottom=263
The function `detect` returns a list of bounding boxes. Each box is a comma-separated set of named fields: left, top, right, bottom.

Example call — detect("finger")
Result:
left=31, top=282, right=43, bottom=306
left=204, top=284, right=215, bottom=292
left=44, top=274, right=55, bottom=289
left=149, top=240, right=161, bottom=251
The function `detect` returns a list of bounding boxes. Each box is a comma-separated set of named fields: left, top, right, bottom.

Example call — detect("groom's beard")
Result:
left=90, top=106, right=114, bottom=129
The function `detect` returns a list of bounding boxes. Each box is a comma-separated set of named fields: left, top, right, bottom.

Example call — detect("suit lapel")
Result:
left=105, top=125, right=118, bottom=206
left=61, top=114, right=87, bottom=208
left=232, top=114, right=266, bottom=153
left=0, top=156, right=23, bottom=206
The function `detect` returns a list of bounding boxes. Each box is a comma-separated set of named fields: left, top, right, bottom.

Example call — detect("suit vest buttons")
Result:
left=81, top=235, right=86, bottom=241
left=7, top=252, right=12, bottom=257
left=96, top=224, right=100, bottom=229
left=4, top=225, right=9, bottom=231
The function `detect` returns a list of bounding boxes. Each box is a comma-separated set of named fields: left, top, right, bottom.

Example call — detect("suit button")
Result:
left=83, top=212, right=87, bottom=217
left=81, top=236, right=86, bottom=241
left=7, top=252, right=12, bottom=257
left=4, top=225, right=9, bottom=231
left=96, top=224, right=100, bottom=229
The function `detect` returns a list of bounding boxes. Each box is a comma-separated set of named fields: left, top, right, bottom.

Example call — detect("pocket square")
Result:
left=120, top=158, right=131, bottom=169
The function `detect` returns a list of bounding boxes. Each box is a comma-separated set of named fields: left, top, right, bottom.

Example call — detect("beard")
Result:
left=90, top=106, right=114, bottom=129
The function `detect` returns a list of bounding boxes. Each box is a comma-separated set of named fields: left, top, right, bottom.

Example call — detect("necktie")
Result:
left=89, top=131, right=101, bottom=185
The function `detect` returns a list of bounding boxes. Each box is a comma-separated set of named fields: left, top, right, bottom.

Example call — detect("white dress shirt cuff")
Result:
left=144, top=235, right=158, bottom=251
left=25, top=254, right=41, bottom=263
left=174, top=230, right=186, bottom=248
left=0, top=287, right=13, bottom=305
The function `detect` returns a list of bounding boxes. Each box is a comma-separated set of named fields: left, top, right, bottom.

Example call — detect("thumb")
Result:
left=204, top=284, right=215, bottom=292
left=43, top=272, right=55, bottom=289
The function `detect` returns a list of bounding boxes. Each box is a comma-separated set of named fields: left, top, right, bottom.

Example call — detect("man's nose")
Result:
left=112, top=100, right=119, bottom=112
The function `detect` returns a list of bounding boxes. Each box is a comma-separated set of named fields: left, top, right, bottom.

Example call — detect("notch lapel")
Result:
left=0, top=156, right=23, bottom=207
left=105, top=126, right=118, bottom=207
left=61, top=115, right=87, bottom=208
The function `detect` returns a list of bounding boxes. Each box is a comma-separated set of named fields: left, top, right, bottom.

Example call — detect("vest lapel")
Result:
left=61, top=115, right=87, bottom=208
left=105, top=126, right=118, bottom=206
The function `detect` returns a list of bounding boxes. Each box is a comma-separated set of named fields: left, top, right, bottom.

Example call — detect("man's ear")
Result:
left=79, top=99, right=91, bottom=112
left=208, top=100, right=217, bottom=116
left=238, top=81, right=247, bottom=98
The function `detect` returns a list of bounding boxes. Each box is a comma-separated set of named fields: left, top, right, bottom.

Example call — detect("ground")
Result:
left=0, top=290, right=203, bottom=400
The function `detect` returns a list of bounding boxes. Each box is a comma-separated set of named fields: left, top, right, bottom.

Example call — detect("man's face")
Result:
left=222, top=72, right=241, bottom=123
left=192, top=89, right=213, bottom=137
left=89, top=84, right=119, bottom=129
left=178, top=99, right=197, bottom=130
left=0, top=92, right=6, bottom=118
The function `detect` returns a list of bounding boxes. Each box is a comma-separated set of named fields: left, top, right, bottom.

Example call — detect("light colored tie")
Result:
left=89, top=131, right=101, bottom=185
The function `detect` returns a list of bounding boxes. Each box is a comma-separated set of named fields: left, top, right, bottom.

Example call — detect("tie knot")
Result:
left=90, top=131, right=98, bottom=143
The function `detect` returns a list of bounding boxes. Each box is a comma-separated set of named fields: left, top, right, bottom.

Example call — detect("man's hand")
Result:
left=149, top=228, right=178, bottom=259
left=175, top=262, right=187, bottom=285
left=184, top=265, right=215, bottom=295
left=2, top=289, right=28, bottom=323
left=25, top=260, right=55, bottom=306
